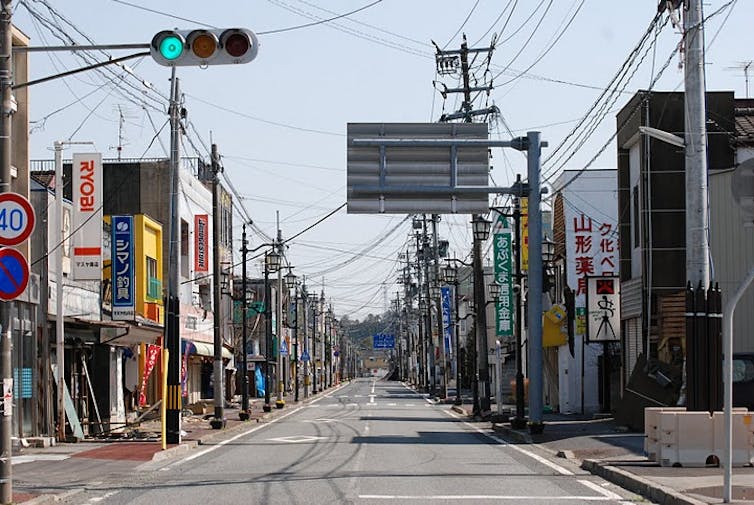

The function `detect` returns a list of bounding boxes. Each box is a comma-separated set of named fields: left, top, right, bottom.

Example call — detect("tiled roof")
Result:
left=736, top=108, right=754, bottom=146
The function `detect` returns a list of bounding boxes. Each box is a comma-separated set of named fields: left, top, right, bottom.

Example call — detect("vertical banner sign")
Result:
left=139, top=344, right=161, bottom=406
left=181, top=345, right=191, bottom=398
left=492, top=211, right=513, bottom=338
left=194, top=214, right=209, bottom=272
left=441, top=286, right=452, bottom=355
left=111, top=215, right=135, bottom=320
left=520, top=197, right=529, bottom=273
left=586, top=276, right=621, bottom=342
left=72, top=153, right=102, bottom=280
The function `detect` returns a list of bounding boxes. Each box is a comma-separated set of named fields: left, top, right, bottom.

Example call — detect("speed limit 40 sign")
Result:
left=0, top=193, right=35, bottom=246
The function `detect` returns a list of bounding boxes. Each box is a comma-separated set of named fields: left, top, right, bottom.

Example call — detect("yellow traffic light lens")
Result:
left=159, top=35, right=183, bottom=60
left=192, top=33, right=217, bottom=59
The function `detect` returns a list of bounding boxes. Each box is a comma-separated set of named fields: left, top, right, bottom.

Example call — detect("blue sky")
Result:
left=12, top=0, right=750, bottom=318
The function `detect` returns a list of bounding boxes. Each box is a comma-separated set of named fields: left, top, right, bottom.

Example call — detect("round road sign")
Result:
left=0, top=193, right=35, bottom=246
left=0, top=247, right=29, bottom=301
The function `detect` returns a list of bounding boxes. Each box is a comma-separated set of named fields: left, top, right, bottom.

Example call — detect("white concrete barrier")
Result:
left=658, top=410, right=714, bottom=467
left=644, top=406, right=686, bottom=460
left=712, top=410, right=754, bottom=466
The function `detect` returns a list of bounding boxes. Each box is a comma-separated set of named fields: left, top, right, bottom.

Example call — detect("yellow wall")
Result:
left=135, top=214, right=164, bottom=324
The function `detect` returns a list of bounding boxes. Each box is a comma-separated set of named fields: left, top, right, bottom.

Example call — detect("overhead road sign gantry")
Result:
left=346, top=123, right=542, bottom=214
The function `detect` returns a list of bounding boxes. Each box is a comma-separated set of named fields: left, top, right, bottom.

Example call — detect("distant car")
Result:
left=733, top=353, right=754, bottom=410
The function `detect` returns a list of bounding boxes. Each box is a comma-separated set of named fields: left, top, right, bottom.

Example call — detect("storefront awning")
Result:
left=184, top=340, right=232, bottom=360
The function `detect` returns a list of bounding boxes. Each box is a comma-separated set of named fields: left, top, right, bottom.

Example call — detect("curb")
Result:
left=491, top=423, right=533, bottom=444
left=581, top=459, right=707, bottom=505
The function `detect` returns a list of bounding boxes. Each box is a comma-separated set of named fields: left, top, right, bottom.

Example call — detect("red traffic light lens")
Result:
left=224, top=32, right=250, bottom=58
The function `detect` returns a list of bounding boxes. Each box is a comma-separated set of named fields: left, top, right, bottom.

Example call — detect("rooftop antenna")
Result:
left=725, top=61, right=753, bottom=98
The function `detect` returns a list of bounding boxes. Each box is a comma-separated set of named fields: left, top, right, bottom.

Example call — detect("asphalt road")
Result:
left=59, top=379, right=644, bottom=504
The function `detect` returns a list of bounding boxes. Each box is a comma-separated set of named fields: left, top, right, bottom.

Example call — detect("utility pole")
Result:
left=421, top=216, right=436, bottom=396
left=165, top=67, right=182, bottom=444
left=239, top=224, right=250, bottom=420
left=683, top=0, right=710, bottom=290
left=431, top=215, right=448, bottom=398
left=414, top=232, right=426, bottom=391
left=0, top=1, right=11, bottom=501
left=435, top=34, right=496, bottom=413
left=275, top=221, right=285, bottom=409
left=210, top=143, right=225, bottom=429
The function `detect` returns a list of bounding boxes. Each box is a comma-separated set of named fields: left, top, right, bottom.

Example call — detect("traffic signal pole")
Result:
left=0, top=2, right=12, bottom=501
left=165, top=67, right=182, bottom=444
left=210, top=144, right=226, bottom=428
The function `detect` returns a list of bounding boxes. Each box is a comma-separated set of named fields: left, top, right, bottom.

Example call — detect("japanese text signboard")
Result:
left=111, top=215, right=135, bottom=321
left=72, top=153, right=102, bottom=280
left=586, top=276, right=621, bottom=342
left=566, top=210, right=618, bottom=336
left=441, top=286, right=453, bottom=355
left=492, top=211, right=513, bottom=338
left=373, top=333, right=395, bottom=349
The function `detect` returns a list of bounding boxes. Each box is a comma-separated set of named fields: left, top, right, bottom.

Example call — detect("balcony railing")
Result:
left=147, top=277, right=162, bottom=300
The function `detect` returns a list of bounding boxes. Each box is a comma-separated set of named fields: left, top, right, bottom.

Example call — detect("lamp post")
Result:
left=472, top=215, right=492, bottom=416
left=311, top=293, right=319, bottom=394
left=301, top=281, right=310, bottom=398
left=284, top=268, right=298, bottom=402
left=263, top=249, right=281, bottom=413
left=239, top=224, right=251, bottom=421
left=442, top=262, right=463, bottom=406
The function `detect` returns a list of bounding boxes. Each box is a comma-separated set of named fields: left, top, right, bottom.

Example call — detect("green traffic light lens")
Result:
left=159, top=35, right=184, bottom=60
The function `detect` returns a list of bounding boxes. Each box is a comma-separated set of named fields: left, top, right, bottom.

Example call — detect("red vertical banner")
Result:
left=181, top=345, right=190, bottom=398
left=194, top=214, right=209, bottom=272
left=139, top=344, right=162, bottom=406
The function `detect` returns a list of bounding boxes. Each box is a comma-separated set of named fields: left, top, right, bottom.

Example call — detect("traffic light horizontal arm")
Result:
left=15, top=43, right=150, bottom=53
left=13, top=51, right=150, bottom=90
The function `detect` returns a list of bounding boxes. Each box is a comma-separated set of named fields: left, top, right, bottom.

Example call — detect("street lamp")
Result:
left=472, top=215, right=492, bottom=416
left=311, top=293, right=319, bottom=394
left=284, top=268, right=298, bottom=402
left=442, top=261, right=465, bottom=406
left=472, top=215, right=492, bottom=242
left=262, top=249, right=280, bottom=413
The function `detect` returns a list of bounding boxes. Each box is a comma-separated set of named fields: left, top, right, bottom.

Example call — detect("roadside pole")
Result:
left=0, top=2, right=12, bottom=501
left=210, top=143, right=225, bottom=429
left=165, top=67, right=181, bottom=444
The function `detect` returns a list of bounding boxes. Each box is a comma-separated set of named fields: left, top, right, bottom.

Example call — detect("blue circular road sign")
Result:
left=0, top=247, right=29, bottom=301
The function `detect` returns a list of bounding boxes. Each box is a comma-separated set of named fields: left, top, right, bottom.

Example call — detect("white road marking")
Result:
left=87, top=491, right=120, bottom=503
left=444, top=408, right=573, bottom=476
left=354, top=395, right=364, bottom=398
left=371, top=381, right=376, bottom=394
left=386, top=403, right=397, bottom=406
left=346, top=403, right=359, bottom=407
left=404, top=403, right=415, bottom=407
left=267, top=435, right=327, bottom=443
left=577, top=480, right=623, bottom=501
left=302, top=418, right=336, bottom=423
left=164, top=382, right=344, bottom=470
left=368, top=395, right=376, bottom=404
left=358, top=494, right=614, bottom=501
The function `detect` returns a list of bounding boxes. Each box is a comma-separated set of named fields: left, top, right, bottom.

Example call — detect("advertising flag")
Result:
left=72, top=153, right=102, bottom=280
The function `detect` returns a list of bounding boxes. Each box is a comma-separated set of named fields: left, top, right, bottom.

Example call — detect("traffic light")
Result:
left=150, top=28, right=259, bottom=67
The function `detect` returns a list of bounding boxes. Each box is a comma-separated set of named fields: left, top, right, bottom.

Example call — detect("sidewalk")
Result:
left=11, top=387, right=338, bottom=505
left=452, top=402, right=754, bottom=505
